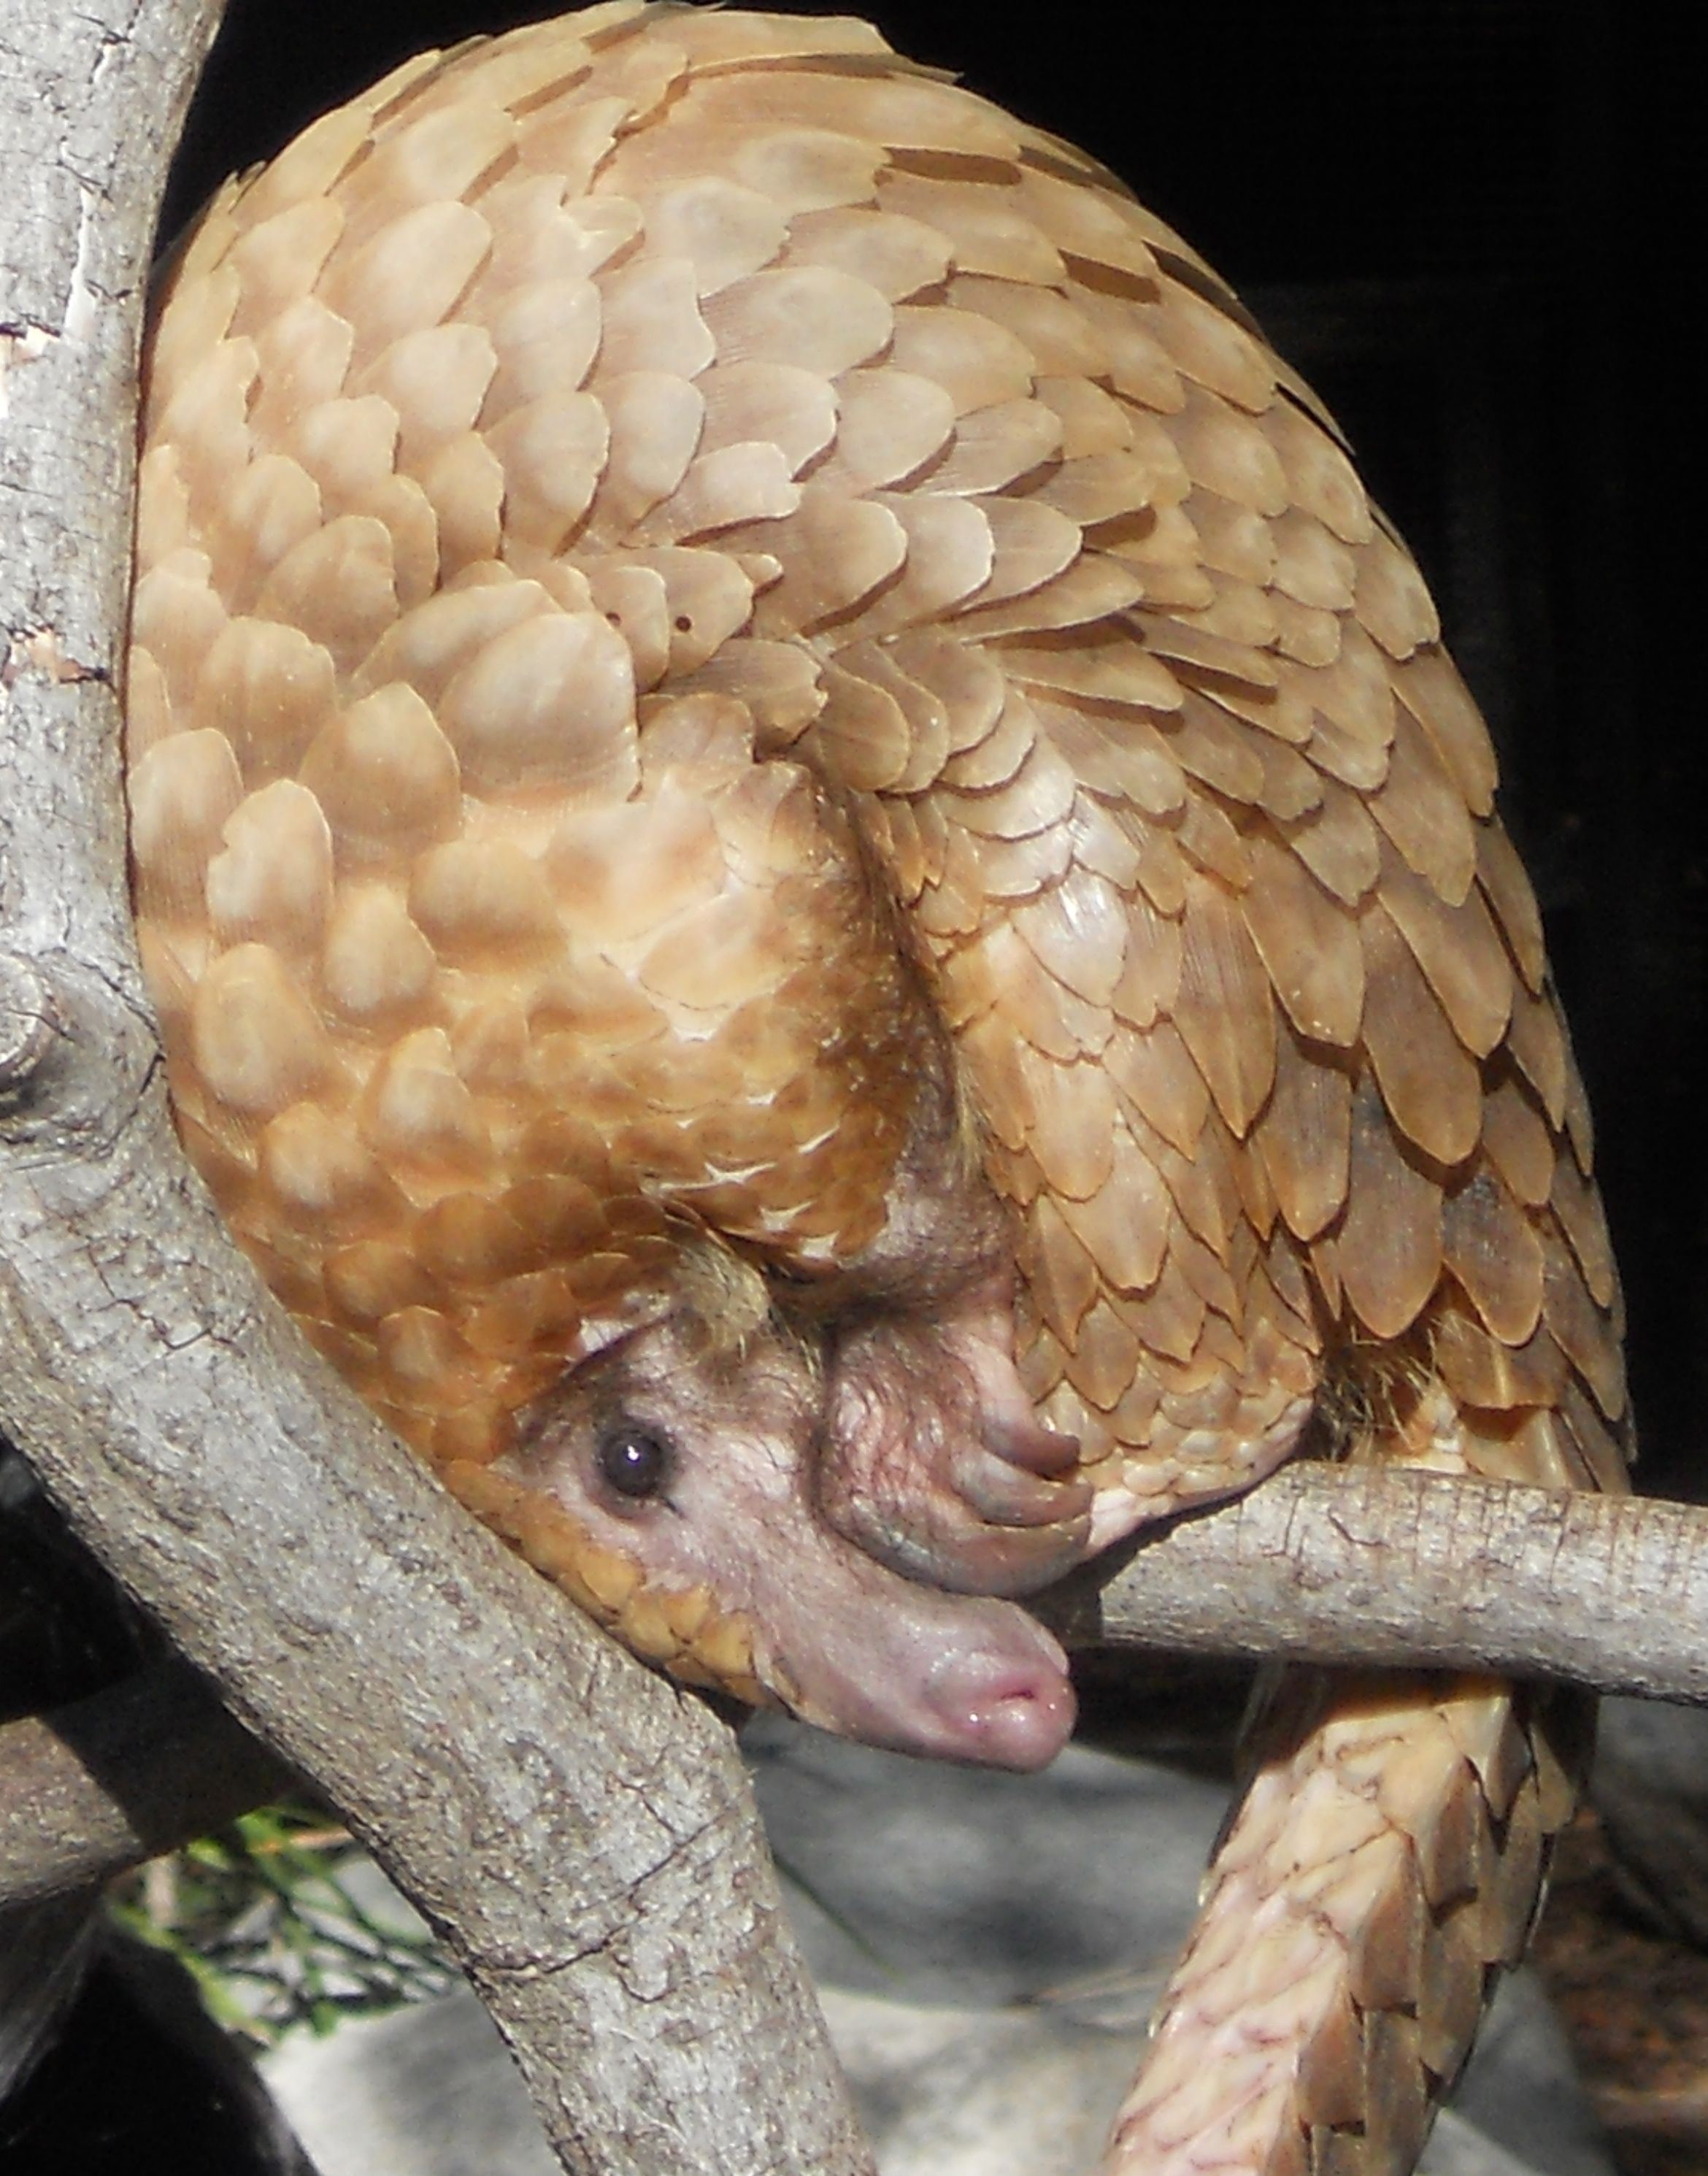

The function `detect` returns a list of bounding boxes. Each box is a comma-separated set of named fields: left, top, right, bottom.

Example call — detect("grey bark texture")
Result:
left=0, top=1659, right=291, bottom=1907
left=1069, top=1463, right=1708, bottom=1702
left=0, top=6, right=874, bottom=2171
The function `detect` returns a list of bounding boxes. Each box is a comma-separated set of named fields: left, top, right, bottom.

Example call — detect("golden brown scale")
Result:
left=126, top=7, right=1629, bottom=2170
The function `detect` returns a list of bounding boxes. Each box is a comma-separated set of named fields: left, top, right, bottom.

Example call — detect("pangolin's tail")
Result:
left=1105, top=1666, right=1585, bottom=2175
left=1103, top=1387, right=1606, bottom=2176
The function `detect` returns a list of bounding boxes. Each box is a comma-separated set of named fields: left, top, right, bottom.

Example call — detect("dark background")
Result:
left=161, top=0, right=1705, bottom=1497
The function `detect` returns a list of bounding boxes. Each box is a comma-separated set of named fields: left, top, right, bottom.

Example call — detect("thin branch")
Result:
left=1057, top=1463, right=1708, bottom=1703
left=0, top=9, right=872, bottom=2171
left=0, top=1661, right=290, bottom=1907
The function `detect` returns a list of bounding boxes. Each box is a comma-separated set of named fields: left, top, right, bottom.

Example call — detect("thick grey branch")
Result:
left=1060, top=1464, right=1708, bottom=1704
left=0, top=9, right=872, bottom=2171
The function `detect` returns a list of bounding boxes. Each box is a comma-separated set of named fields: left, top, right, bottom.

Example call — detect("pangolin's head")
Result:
left=458, top=1234, right=1078, bottom=1769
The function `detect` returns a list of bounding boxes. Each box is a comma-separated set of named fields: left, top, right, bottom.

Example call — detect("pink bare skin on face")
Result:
left=493, top=1003, right=1095, bottom=1773
left=495, top=1277, right=1085, bottom=1773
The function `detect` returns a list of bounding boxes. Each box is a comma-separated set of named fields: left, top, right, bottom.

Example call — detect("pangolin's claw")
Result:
left=951, top=1441, right=1094, bottom=1528
left=983, top=1416, right=1083, bottom=1477
left=934, top=1518, right=1096, bottom=1596
left=827, top=1483, right=1094, bottom=1597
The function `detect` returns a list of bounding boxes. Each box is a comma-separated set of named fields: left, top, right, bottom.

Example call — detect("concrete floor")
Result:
left=261, top=1723, right=1615, bottom=2176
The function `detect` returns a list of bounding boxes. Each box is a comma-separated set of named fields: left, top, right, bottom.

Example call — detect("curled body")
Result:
left=126, top=8, right=1630, bottom=2171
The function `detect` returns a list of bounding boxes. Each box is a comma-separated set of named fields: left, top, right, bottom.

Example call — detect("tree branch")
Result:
left=0, top=1660, right=290, bottom=1907
left=0, top=8, right=872, bottom=2170
left=9, top=1462, right=1708, bottom=1915
left=1051, top=1464, right=1708, bottom=1702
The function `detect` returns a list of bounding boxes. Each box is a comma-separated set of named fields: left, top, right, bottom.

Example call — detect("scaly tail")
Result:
left=1107, top=1670, right=1584, bottom=2175
left=1104, top=1388, right=1607, bottom=2175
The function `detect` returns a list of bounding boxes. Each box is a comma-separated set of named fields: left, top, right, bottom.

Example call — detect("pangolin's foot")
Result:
left=818, top=1280, right=1096, bottom=1596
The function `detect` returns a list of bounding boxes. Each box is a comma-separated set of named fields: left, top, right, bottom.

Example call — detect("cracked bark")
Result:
left=1061, top=1464, right=1708, bottom=1696
left=0, top=7, right=874, bottom=2172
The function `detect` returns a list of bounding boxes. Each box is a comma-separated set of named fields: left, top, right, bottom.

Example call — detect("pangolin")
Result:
left=124, top=5, right=1630, bottom=2170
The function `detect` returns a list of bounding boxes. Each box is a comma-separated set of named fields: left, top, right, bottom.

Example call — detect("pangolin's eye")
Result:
left=596, top=1420, right=674, bottom=1501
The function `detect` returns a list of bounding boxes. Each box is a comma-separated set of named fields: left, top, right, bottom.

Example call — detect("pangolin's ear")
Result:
left=669, top=1235, right=773, bottom=1348
left=557, top=1288, right=677, bottom=1373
